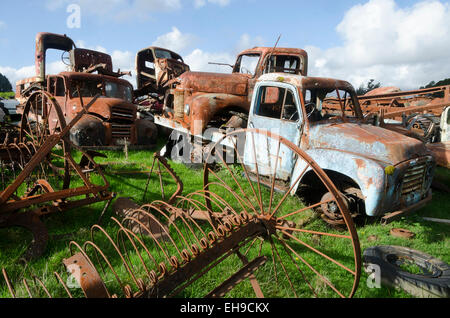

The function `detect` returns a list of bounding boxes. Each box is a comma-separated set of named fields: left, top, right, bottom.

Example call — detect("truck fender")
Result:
left=69, top=114, right=106, bottom=147
left=290, top=149, right=386, bottom=216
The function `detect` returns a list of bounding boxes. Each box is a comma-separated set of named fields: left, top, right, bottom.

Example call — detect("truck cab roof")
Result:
left=256, top=73, right=355, bottom=91
left=238, top=47, right=308, bottom=57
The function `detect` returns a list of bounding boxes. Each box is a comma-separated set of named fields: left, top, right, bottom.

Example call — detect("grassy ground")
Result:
left=0, top=144, right=449, bottom=298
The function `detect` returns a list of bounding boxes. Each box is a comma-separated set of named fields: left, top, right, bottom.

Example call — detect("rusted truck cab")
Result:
left=243, top=73, right=435, bottom=221
left=135, top=47, right=190, bottom=97
left=15, top=32, right=156, bottom=147
left=155, top=47, right=308, bottom=135
left=42, top=72, right=150, bottom=146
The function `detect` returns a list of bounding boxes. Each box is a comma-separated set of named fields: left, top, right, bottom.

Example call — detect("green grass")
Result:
left=0, top=145, right=449, bottom=299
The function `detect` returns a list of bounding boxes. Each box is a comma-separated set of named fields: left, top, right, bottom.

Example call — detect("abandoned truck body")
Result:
left=159, top=73, right=436, bottom=223
left=151, top=47, right=308, bottom=134
left=246, top=74, right=435, bottom=221
left=135, top=46, right=190, bottom=98
left=15, top=32, right=156, bottom=147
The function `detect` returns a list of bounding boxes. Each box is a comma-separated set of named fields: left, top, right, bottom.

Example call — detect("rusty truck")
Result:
left=134, top=46, right=308, bottom=134
left=15, top=32, right=157, bottom=147
left=158, top=72, right=436, bottom=225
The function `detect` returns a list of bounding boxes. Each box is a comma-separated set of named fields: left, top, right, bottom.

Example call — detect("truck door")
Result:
left=442, top=107, right=450, bottom=142
left=244, top=82, right=303, bottom=181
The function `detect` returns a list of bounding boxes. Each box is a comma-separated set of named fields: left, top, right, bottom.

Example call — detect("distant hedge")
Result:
left=0, top=92, right=15, bottom=99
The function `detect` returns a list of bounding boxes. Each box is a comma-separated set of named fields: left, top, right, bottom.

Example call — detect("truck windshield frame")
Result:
left=154, top=48, right=184, bottom=62
left=69, top=78, right=133, bottom=103
left=303, top=87, right=363, bottom=122
left=233, top=53, right=261, bottom=77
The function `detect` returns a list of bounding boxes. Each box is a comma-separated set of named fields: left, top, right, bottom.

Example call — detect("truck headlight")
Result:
left=184, top=104, right=190, bottom=116
left=385, top=165, right=395, bottom=176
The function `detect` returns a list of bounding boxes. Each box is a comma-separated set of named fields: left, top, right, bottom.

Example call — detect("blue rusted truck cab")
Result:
left=246, top=73, right=435, bottom=219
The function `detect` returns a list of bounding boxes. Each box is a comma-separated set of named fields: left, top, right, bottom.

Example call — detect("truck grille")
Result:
left=111, top=106, right=135, bottom=122
left=401, top=161, right=427, bottom=197
left=111, top=124, right=132, bottom=139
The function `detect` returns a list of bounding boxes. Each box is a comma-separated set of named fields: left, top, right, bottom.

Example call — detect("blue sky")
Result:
left=1, top=0, right=450, bottom=90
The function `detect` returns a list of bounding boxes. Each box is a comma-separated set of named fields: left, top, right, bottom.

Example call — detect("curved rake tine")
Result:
left=122, top=216, right=173, bottom=265
left=53, top=272, right=74, bottom=298
left=82, top=241, right=125, bottom=294
left=2, top=268, right=16, bottom=298
left=152, top=200, right=205, bottom=252
left=22, top=278, right=33, bottom=298
left=32, top=275, right=52, bottom=298
left=90, top=224, right=141, bottom=289
left=130, top=207, right=184, bottom=259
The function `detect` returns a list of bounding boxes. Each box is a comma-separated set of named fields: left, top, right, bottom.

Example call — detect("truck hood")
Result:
left=72, top=97, right=137, bottom=121
left=308, top=122, right=429, bottom=165
left=178, top=72, right=249, bottom=96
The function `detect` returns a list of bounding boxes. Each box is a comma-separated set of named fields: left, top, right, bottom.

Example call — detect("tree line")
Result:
left=0, top=73, right=13, bottom=93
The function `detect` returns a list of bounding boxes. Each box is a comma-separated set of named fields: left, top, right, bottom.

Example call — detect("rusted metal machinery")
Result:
left=322, top=85, right=450, bottom=169
left=324, top=85, right=449, bottom=136
left=135, top=45, right=309, bottom=136
left=0, top=93, right=113, bottom=260
left=15, top=32, right=157, bottom=148
left=358, top=85, right=450, bottom=117
left=2, top=130, right=361, bottom=298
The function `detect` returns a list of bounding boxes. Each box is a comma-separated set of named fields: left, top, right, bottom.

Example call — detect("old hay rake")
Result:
left=0, top=92, right=113, bottom=260
left=2, top=129, right=361, bottom=298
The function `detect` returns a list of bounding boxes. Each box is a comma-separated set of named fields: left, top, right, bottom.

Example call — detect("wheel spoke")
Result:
left=280, top=230, right=356, bottom=276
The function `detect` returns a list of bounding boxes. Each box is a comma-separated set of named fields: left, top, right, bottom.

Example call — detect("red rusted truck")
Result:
left=134, top=46, right=308, bottom=135
left=15, top=32, right=157, bottom=147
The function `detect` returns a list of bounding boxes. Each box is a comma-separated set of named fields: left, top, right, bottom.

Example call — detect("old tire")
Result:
left=363, top=246, right=450, bottom=298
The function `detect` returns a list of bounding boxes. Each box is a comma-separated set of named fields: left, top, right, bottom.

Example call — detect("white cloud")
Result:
left=111, top=50, right=135, bottom=85
left=307, top=0, right=450, bottom=90
left=184, top=49, right=235, bottom=73
left=0, top=61, right=68, bottom=88
left=75, top=40, right=107, bottom=53
left=152, top=27, right=196, bottom=53
left=194, top=0, right=231, bottom=8
left=236, top=33, right=265, bottom=53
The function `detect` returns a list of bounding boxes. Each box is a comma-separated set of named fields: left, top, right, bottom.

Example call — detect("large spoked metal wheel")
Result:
left=19, top=90, right=71, bottom=189
left=202, top=129, right=361, bottom=298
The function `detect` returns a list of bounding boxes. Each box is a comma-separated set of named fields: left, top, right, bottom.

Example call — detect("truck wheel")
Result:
left=320, top=187, right=362, bottom=228
left=363, top=245, right=450, bottom=298
left=136, top=119, right=158, bottom=146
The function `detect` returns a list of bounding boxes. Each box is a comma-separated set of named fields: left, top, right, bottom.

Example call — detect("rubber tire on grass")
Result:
left=363, top=245, right=450, bottom=298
